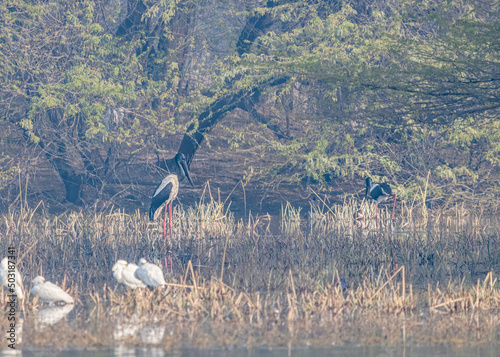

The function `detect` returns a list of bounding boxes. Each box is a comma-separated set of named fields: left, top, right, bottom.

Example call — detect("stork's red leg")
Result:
left=376, top=204, right=379, bottom=241
left=169, top=202, right=173, bottom=273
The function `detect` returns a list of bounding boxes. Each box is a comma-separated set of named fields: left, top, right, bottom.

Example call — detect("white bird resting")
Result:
left=0, top=257, right=24, bottom=300
left=30, top=276, right=74, bottom=305
left=113, top=260, right=147, bottom=289
left=135, top=258, right=166, bottom=288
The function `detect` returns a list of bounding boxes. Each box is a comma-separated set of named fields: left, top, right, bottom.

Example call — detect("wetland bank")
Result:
left=1, top=195, right=500, bottom=355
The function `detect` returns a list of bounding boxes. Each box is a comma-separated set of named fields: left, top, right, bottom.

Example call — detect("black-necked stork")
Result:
left=365, top=177, right=397, bottom=232
left=150, top=153, right=194, bottom=272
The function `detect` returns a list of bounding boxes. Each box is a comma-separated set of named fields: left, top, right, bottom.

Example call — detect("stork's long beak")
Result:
left=181, top=161, right=194, bottom=188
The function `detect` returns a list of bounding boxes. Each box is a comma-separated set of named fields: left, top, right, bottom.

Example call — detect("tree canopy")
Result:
left=0, top=0, right=498, bottom=209
left=226, top=0, right=500, bottom=206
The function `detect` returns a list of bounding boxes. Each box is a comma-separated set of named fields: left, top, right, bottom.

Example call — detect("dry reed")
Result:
left=0, top=195, right=499, bottom=349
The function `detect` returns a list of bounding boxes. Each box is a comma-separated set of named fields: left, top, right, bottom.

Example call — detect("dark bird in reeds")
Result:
left=365, top=177, right=397, bottom=232
left=149, top=153, right=194, bottom=272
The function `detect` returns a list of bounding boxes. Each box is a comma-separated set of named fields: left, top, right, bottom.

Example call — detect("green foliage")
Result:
left=0, top=0, right=197, bottom=145
left=0, top=155, right=19, bottom=191
left=0, top=0, right=211, bottom=202
left=0, top=0, right=498, bottom=208
left=223, top=0, right=500, bottom=206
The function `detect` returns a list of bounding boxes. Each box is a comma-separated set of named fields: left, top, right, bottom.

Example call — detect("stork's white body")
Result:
left=369, top=184, right=392, bottom=204
left=149, top=175, right=179, bottom=221
left=366, top=177, right=393, bottom=205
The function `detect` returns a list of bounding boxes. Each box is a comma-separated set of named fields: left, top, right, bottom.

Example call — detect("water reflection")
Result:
left=110, top=346, right=165, bottom=357
left=34, top=304, right=74, bottom=330
left=6, top=344, right=500, bottom=357
left=112, top=345, right=135, bottom=357
left=114, top=315, right=166, bottom=345
left=1, top=349, right=22, bottom=357
left=139, top=323, right=166, bottom=345
left=113, top=316, right=141, bottom=342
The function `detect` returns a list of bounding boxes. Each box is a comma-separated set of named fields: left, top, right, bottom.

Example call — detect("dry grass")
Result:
left=1, top=192, right=500, bottom=349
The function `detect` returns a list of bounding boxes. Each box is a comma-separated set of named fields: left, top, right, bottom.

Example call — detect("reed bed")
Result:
left=1, top=194, right=500, bottom=348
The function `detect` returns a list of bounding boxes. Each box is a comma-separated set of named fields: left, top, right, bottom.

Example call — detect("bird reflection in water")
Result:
left=34, top=304, right=74, bottom=330
left=114, top=314, right=166, bottom=345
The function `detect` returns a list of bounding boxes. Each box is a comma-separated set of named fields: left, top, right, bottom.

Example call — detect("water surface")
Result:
left=12, top=344, right=500, bottom=357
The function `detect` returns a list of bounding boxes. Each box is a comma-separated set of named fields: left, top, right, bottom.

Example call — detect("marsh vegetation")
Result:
left=1, top=188, right=499, bottom=351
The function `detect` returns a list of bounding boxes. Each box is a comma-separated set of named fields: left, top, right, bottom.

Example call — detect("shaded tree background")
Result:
left=0, top=0, right=498, bottom=212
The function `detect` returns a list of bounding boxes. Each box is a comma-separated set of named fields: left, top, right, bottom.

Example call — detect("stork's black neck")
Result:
left=176, top=162, right=185, bottom=179
left=174, top=157, right=185, bottom=179
left=365, top=177, right=373, bottom=197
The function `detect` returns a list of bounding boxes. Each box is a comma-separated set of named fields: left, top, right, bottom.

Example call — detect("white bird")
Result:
left=0, top=257, right=24, bottom=300
left=135, top=258, right=166, bottom=288
left=112, top=260, right=147, bottom=289
left=30, top=276, right=74, bottom=305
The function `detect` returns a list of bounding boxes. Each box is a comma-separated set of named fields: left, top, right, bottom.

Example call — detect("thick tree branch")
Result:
left=159, top=76, right=289, bottom=172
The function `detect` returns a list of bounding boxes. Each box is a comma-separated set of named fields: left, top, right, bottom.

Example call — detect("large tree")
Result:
left=0, top=0, right=200, bottom=204
left=1, top=0, right=498, bottom=208
left=208, top=0, right=500, bottom=205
